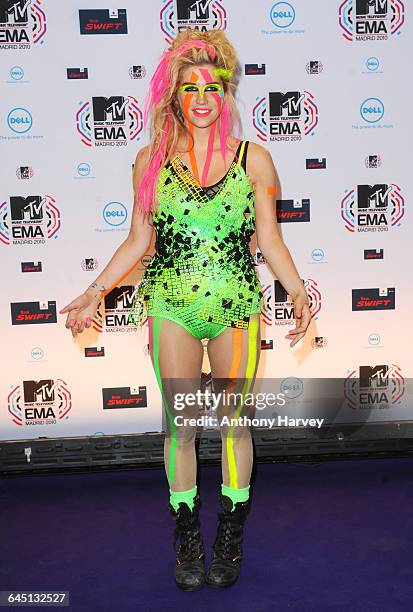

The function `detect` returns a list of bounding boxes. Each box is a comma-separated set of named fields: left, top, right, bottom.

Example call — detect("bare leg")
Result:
left=206, top=314, right=261, bottom=489
left=148, top=316, right=204, bottom=491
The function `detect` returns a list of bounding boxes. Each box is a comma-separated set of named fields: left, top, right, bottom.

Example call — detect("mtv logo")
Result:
left=358, top=184, right=390, bottom=209
left=1, top=0, right=29, bottom=24
left=356, top=0, right=388, bottom=16
left=92, top=96, right=128, bottom=122
left=269, top=92, right=304, bottom=118
left=11, top=196, right=44, bottom=221
left=24, top=379, right=57, bottom=403
left=176, top=0, right=212, bottom=20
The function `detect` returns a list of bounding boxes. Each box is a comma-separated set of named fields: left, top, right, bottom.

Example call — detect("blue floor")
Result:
left=1, top=457, right=413, bottom=611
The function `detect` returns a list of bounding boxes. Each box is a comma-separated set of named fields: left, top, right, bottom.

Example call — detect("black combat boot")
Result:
left=169, top=492, right=205, bottom=591
left=205, top=493, right=251, bottom=588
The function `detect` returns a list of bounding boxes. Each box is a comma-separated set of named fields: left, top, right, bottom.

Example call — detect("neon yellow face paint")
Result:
left=179, top=82, right=223, bottom=97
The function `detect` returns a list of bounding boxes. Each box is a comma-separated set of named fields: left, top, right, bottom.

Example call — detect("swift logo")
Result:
left=276, top=198, right=310, bottom=223
left=102, top=386, right=147, bottom=409
left=79, top=9, right=128, bottom=35
left=11, top=300, right=57, bottom=324
left=352, top=287, right=395, bottom=311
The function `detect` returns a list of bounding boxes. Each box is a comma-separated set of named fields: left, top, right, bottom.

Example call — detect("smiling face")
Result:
left=176, top=63, right=225, bottom=129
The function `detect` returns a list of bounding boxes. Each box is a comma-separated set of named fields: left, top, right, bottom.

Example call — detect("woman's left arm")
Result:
left=248, top=142, right=311, bottom=347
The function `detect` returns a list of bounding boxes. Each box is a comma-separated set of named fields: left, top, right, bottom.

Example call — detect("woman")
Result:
left=60, top=29, right=311, bottom=591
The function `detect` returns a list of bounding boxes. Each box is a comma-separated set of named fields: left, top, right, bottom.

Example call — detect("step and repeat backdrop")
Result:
left=1, top=1, right=411, bottom=441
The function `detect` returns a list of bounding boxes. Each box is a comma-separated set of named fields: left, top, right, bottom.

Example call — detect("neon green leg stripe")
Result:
left=226, top=316, right=259, bottom=489
left=151, top=317, right=177, bottom=485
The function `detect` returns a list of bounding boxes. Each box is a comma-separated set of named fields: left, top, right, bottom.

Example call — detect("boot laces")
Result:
left=214, top=511, right=243, bottom=560
left=174, top=521, right=203, bottom=562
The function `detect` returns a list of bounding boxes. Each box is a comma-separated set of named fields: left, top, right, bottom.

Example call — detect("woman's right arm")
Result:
left=60, top=146, right=153, bottom=337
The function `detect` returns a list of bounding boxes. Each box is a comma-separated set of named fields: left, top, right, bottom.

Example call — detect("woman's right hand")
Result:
left=59, top=293, right=100, bottom=337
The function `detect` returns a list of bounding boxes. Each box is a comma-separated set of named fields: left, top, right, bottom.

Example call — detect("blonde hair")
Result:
left=138, top=29, right=242, bottom=214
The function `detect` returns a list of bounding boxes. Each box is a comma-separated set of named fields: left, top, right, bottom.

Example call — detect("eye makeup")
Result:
left=179, top=82, right=223, bottom=97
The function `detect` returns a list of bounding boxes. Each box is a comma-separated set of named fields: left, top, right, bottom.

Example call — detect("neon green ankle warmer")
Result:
left=221, top=483, right=250, bottom=510
left=169, top=485, right=197, bottom=512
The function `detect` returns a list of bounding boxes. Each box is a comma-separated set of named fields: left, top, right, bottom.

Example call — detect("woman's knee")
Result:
left=220, top=426, right=252, bottom=442
left=166, top=426, right=197, bottom=446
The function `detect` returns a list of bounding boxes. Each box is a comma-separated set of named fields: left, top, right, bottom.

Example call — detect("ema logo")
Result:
left=260, top=279, right=321, bottom=327
left=81, top=257, right=99, bottom=272
left=339, top=0, right=404, bottom=41
left=305, top=60, right=323, bottom=75
left=253, top=91, right=318, bottom=142
left=8, top=378, right=72, bottom=426
left=0, top=0, right=46, bottom=49
left=365, top=154, right=382, bottom=168
left=344, top=364, right=404, bottom=410
left=129, top=65, right=146, bottom=79
left=0, top=195, right=60, bottom=246
left=92, top=285, right=140, bottom=332
left=341, top=183, right=404, bottom=233
left=311, top=336, right=327, bottom=349
left=160, top=0, right=227, bottom=44
left=79, top=9, right=128, bottom=34
left=76, top=96, right=143, bottom=147
left=16, top=165, right=33, bottom=179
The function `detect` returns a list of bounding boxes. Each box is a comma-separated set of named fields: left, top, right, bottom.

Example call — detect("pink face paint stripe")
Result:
left=198, top=67, right=215, bottom=84
left=220, top=100, right=229, bottom=163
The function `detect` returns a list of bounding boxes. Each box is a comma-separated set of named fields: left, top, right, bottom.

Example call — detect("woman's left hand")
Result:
left=285, top=293, right=312, bottom=347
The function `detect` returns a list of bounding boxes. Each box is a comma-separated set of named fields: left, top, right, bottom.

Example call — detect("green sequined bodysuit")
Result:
left=127, top=140, right=263, bottom=340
